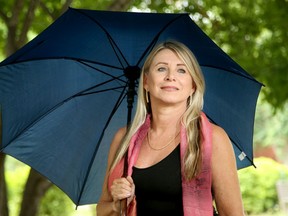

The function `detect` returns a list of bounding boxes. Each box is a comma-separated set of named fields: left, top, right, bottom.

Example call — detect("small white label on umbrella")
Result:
left=238, top=152, right=246, bottom=161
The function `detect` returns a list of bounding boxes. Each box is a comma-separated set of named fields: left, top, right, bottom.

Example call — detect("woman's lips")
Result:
left=160, top=86, right=179, bottom=91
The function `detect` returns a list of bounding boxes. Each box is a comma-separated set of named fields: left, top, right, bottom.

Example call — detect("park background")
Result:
left=0, top=0, right=287, bottom=216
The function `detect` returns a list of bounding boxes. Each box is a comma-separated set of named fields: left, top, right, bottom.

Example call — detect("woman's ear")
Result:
left=190, top=84, right=196, bottom=95
left=190, top=79, right=197, bottom=95
left=143, top=74, right=148, bottom=90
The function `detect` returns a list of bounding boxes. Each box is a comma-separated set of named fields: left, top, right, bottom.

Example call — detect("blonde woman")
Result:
left=97, top=41, right=245, bottom=216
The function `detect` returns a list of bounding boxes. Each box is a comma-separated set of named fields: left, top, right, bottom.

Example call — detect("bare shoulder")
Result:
left=210, top=123, right=237, bottom=177
left=113, top=127, right=127, bottom=143
left=109, top=127, right=127, bottom=153
left=211, top=123, right=229, bottom=140
left=210, top=123, right=234, bottom=157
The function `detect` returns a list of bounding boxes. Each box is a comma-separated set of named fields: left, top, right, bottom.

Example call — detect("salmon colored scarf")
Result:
left=108, top=112, right=213, bottom=215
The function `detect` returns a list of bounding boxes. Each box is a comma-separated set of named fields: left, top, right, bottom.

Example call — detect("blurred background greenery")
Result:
left=5, top=153, right=288, bottom=216
left=1, top=0, right=287, bottom=216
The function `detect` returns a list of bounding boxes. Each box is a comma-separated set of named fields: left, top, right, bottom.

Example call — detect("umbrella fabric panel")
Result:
left=79, top=9, right=256, bottom=80
left=202, top=66, right=262, bottom=169
left=1, top=9, right=185, bottom=69
left=3, top=85, right=129, bottom=205
left=1, top=10, right=125, bottom=69
left=0, top=59, right=124, bottom=149
left=79, top=100, right=133, bottom=204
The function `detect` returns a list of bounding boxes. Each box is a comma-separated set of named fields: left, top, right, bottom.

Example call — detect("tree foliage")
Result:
left=0, top=0, right=287, bottom=216
left=238, top=157, right=288, bottom=214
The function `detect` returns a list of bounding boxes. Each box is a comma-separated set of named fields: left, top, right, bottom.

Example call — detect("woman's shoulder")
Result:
left=210, top=123, right=228, bottom=139
left=210, top=123, right=231, bottom=149
left=114, top=126, right=127, bottom=140
left=209, top=123, right=235, bottom=162
left=105, top=126, right=127, bottom=171
left=111, top=126, right=127, bottom=150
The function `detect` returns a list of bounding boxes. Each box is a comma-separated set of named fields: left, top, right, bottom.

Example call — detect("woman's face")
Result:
left=144, top=48, right=195, bottom=107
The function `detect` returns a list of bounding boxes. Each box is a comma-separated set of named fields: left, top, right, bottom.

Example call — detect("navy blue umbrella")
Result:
left=0, top=8, right=262, bottom=205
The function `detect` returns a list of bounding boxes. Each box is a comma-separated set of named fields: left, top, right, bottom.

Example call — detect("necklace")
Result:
left=147, top=130, right=180, bottom=151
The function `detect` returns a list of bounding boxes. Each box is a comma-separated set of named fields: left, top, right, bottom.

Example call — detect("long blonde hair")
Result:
left=110, top=41, right=205, bottom=180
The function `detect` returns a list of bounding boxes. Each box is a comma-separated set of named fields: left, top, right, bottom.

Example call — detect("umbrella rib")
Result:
left=72, top=8, right=130, bottom=69
left=1, top=76, right=126, bottom=151
left=73, top=76, right=125, bottom=97
left=1, top=56, right=124, bottom=72
left=77, top=86, right=125, bottom=96
left=136, top=14, right=187, bottom=67
left=76, top=82, right=128, bottom=205
left=78, top=60, right=126, bottom=84
left=108, top=36, right=128, bottom=69
left=201, top=65, right=263, bottom=85
left=75, top=58, right=123, bottom=71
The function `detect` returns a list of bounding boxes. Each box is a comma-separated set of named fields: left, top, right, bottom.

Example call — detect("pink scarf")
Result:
left=108, top=112, right=213, bottom=215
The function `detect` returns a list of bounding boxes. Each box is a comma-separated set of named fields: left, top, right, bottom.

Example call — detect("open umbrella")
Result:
left=0, top=8, right=263, bottom=205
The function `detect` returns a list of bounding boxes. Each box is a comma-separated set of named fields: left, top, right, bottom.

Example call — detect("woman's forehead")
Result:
left=152, top=49, right=184, bottom=65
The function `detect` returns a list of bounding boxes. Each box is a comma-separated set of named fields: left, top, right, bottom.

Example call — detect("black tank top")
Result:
left=132, top=145, right=183, bottom=216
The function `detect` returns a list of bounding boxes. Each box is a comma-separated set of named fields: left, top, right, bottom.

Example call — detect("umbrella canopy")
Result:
left=0, top=8, right=262, bottom=205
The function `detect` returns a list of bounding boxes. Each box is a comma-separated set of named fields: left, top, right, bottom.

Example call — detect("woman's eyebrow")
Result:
left=155, top=62, right=186, bottom=66
left=155, top=62, right=168, bottom=66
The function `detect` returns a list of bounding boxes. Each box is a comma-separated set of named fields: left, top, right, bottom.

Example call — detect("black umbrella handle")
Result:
left=120, top=199, right=127, bottom=216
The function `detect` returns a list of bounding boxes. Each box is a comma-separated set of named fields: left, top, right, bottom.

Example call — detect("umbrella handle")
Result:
left=120, top=198, right=127, bottom=216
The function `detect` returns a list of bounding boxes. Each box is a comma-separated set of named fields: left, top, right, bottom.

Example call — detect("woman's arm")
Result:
left=96, top=127, right=128, bottom=216
left=211, top=124, right=246, bottom=216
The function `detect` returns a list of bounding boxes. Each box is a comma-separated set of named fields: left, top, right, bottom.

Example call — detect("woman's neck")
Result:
left=150, top=105, right=185, bottom=135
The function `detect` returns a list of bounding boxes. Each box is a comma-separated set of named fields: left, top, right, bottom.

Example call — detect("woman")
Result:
left=97, top=41, right=245, bottom=215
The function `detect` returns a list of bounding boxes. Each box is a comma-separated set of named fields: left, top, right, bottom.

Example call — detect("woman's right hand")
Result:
left=110, top=176, right=135, bottom=212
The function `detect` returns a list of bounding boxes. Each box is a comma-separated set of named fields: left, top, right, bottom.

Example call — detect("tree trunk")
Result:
left=19, top=169, right=52, bottom=216
left=0, top=153, right=9, bottom=216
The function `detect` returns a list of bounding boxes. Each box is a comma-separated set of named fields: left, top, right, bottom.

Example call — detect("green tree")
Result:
left=254, top=99, right=288, bottom=161
left=238, top=157, right=288, bottom=214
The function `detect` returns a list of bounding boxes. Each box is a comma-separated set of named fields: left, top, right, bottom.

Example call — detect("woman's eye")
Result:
left=178, top=68, right=186, bottom=73
left=157, top=67, right=166, bottom=72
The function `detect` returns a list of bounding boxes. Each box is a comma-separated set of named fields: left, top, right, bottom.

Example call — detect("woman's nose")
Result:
left=165, top=71, right=175, bottom=81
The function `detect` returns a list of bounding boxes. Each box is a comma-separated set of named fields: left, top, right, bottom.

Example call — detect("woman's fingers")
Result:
left=126, top=176, right=133, bottom=184
left=126, top=176, right=135, bottom=205
left=110, top=177, right=134, bottom=201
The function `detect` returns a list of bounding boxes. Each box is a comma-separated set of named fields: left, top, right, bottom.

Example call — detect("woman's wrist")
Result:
left=112, top=200, right=120, bottom=213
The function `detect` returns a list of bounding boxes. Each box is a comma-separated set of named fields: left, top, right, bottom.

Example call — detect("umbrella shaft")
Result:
left=120, top=199, right=127, bottom=216
left=127, top=79, right=136, bottom=125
